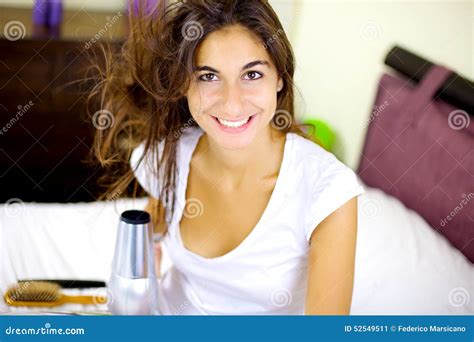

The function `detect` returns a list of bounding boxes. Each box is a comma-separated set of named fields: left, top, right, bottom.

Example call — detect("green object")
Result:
left=302, top=118, right=336, bottom=152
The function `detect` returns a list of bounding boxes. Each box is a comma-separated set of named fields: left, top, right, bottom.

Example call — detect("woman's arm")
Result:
left=304, top=197, right=358, bottom=315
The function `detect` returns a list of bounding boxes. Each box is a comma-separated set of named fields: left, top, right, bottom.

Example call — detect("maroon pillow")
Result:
left=358, top=65, right=474, bottom=263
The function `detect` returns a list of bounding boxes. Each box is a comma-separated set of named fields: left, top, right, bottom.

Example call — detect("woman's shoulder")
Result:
left=287, top=133, right=365, bottom=241
left=287, top=132, right=364, bottom=194
left=288, top=132, right=346, bottom=174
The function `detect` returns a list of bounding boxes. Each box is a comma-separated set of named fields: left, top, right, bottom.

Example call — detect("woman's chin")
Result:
left=212, top=133, right=257, bottom=151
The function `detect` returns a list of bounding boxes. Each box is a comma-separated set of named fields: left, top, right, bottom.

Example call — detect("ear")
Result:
left=277, top=78, right=284, bottom=92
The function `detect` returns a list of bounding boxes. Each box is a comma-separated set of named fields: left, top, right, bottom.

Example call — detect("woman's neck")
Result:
left=196, top=126, right=286, bottom=191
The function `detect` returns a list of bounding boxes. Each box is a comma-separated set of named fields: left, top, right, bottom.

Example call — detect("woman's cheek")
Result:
left=187, top=85, right=210, bottom=117
left=248, top=83, right=278, bottom=112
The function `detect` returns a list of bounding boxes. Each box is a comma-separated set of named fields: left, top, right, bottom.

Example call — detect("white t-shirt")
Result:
left=130, top=126, right=365, bottom=315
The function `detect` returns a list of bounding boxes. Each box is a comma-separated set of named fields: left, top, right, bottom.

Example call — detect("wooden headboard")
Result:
left=0, top=38, right=125, bottom=203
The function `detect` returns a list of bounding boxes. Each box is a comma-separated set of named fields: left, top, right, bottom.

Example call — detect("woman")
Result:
left=91, top=0, right=364, bottom=315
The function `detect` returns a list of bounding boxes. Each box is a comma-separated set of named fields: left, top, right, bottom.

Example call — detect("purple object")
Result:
left=126, top=0, right=161, bottom=17
left=358, top=65, right=474, bottom=263
left=32, top=0, right=63, bottom=29
left=32, top=0, right=48, bottom=25
left=47, top=0, right=63, bottom=27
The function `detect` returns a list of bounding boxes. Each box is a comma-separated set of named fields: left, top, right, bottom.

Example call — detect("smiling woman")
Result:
left=89, top=0, right=364, bottom=315
left=187, top=26, right=284, bottom=149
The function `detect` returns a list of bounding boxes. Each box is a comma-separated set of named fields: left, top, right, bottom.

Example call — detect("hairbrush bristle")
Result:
left=7, top=281, right=61, bottom=302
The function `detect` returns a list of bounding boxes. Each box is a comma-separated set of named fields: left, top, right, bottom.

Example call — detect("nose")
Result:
left=221, top=82, right=244, bottom=118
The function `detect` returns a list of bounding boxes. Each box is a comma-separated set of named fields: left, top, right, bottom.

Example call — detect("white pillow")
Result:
left=352, top=187, right=473, bottom=315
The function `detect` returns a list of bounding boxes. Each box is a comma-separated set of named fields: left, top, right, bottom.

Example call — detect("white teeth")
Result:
left=216, top=116, right=250, bottom=128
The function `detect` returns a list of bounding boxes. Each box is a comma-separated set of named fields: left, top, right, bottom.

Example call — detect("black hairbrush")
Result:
left=18, top=279, right=106, bottom=289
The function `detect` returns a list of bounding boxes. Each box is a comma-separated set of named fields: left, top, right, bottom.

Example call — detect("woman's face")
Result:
left=186, top=24, right=283, bottom=150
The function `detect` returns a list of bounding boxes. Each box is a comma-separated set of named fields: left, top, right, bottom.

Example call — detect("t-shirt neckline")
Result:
left=174, top=127, right=294, bottom=263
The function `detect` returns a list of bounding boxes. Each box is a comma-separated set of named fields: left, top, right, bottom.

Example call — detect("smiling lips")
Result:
left=216, top=116, right=251, bottom=128
left=211, top=114, right=257, bottom=132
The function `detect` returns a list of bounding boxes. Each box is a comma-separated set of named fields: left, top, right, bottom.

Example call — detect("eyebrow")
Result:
left=193, top=60, right=270, bottom=73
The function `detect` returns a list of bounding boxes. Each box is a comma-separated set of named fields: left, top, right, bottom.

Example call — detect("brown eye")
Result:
left=244, top=71, right=263, bottom=80
left=198, top=73, right=218, bottom=82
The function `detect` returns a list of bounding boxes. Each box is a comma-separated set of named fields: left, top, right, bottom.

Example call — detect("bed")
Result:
left=1, top=184, right=472, bottom=315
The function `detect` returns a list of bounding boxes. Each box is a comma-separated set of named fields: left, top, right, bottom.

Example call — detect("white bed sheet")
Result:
left=1, top=187, right=472, bottom=315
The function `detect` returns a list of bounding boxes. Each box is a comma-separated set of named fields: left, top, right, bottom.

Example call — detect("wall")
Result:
left=291, top=0, right=473, bottom=168
left=1, top=0, right=472, bottom=168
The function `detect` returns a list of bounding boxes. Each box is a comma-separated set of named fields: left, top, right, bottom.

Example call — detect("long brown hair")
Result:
left=88, top=0, right=307, bottom=228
